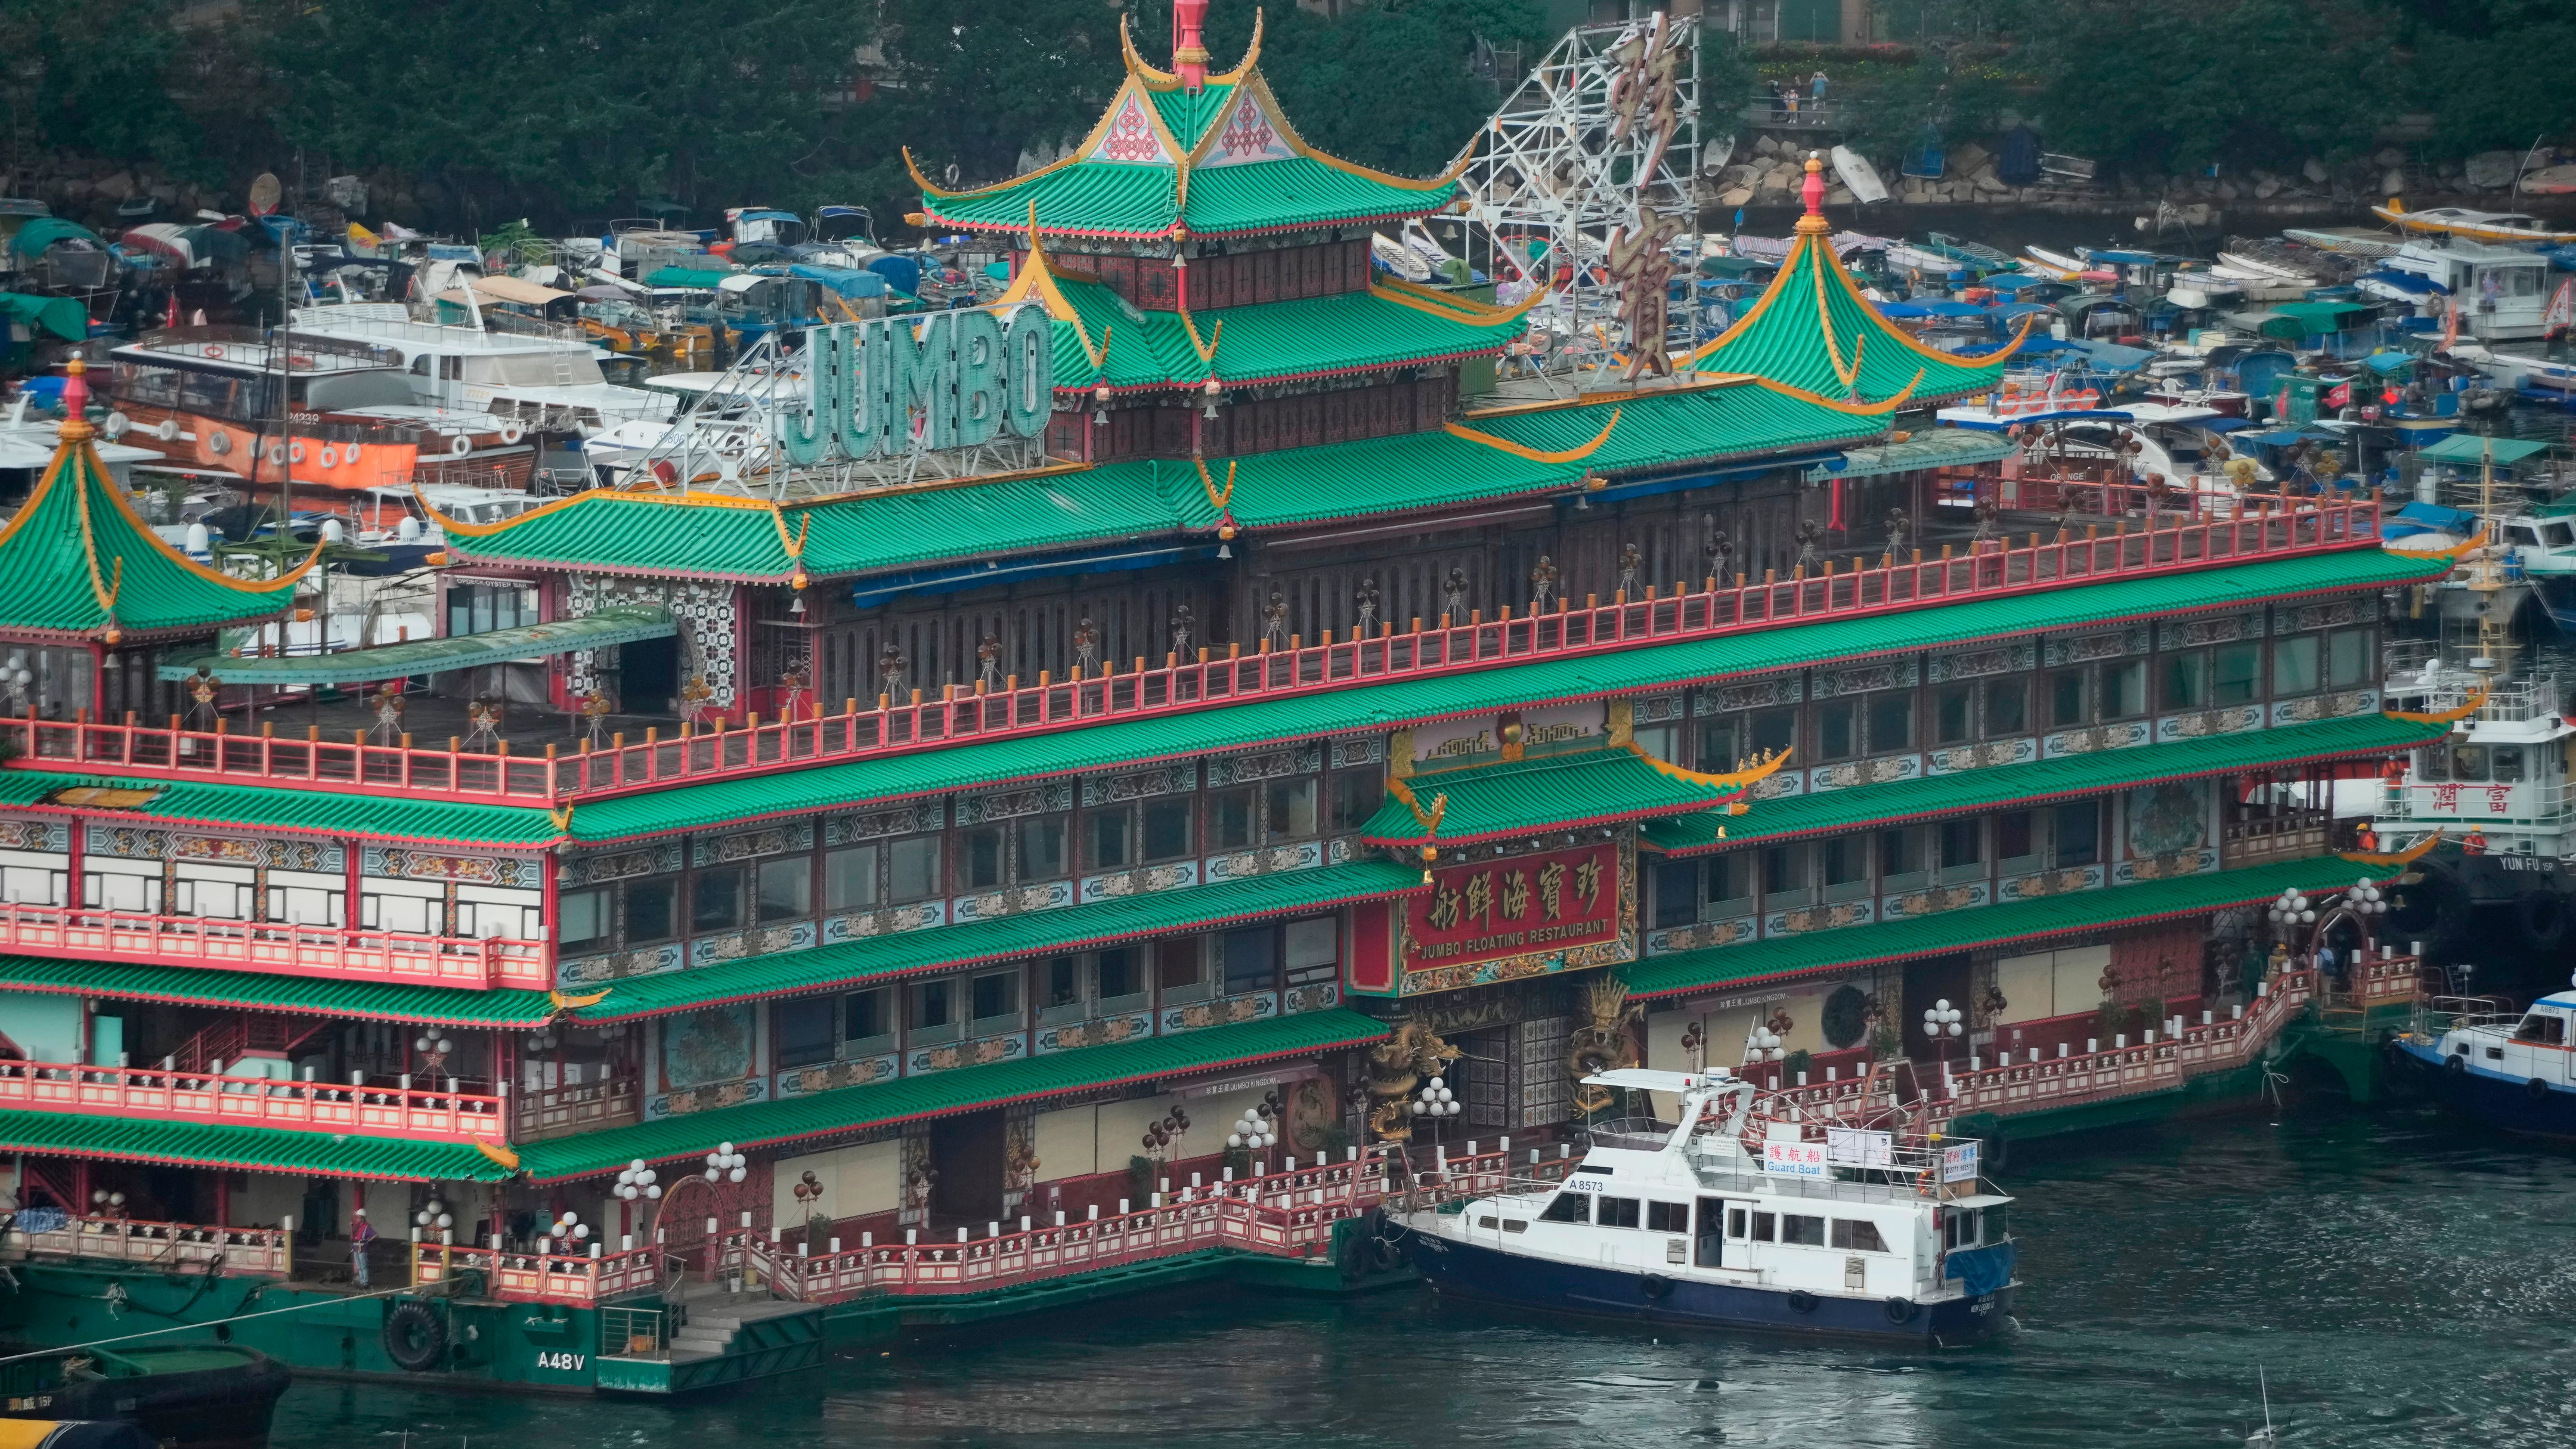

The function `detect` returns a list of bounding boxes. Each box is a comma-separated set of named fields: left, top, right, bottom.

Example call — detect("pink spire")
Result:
left=1173, top=0, right=1210, bottom=91
left=1795, top=153, right=1831, bottom=235
left=57, top=357, right=95, bottom=442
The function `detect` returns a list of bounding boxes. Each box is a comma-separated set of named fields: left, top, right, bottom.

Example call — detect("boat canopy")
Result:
left=0, top=291, right=88, bottom=342
left=2360, top=351, right=2417, bottom=374
left=5, top=216, right=102, bottom=260
left=2388, top=501, right=2481, bottom=535
left=157, top=603, right=677, bottom=685
left=782, top=264, right=890, bottom=299
left=644, top=265, right=733, bottom=289
left=2417, top=434, right=2550, bottom=465
left=1831, top=429, right=2018, bottom=477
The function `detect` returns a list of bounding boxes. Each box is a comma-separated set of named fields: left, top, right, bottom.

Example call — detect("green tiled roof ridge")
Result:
left=1644, top=713, right=2449, bottom=855
left=0, top=1108, right=513, bottom=1182
left=1691, top=228, right=2020, bottom=402
left=518, top=1008, right=1392, bottom=1182
left=1623, top=855, right=2368, bottom=1002
left=0, top=956, right=553, bottom=1026
left=1049, top=278, right=1529, bottom=393
left=1359, top=746, right=1751, bottom=846
left=572, top=860, right=1422, bottom=1023
left=0, top=769, right=555, bottom=849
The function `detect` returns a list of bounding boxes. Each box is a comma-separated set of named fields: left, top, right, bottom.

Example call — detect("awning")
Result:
left=644, top=265, right=732, bottom=289
left=441, top=274, right=572, bottom=306
left=158, top=603, right=674, bottom=684
left=1832, top=430, right=2018, bottom=477
left=2417, top=434, right=2550, bottom=465
left=0, top=291, right=89, bottom=343
left=852, top=544, right=1219, bottom=609
left=2361, top=351, right=2417, bottom=374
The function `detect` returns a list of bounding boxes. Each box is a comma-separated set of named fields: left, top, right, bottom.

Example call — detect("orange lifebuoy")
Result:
left=202, top=345, right=225, bottom=359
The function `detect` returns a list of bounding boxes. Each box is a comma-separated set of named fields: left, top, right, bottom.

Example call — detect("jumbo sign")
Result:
left=778, top=306, right=1055, bottom=465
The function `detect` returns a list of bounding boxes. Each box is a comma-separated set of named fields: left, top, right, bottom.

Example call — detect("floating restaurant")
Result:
left=0, top=6, right=2456, bottom=1395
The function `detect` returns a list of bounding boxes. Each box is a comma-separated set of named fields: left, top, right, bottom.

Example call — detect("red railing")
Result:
left=413, top=1241, right=660, bottom=1305
left=10, top=490, right=2382, bottom=806
left=0, top=900, right=548, bottom=990
left=0, top=1058, right=508, bottom=1142
left=8, top=1214, right=293, bottom=1276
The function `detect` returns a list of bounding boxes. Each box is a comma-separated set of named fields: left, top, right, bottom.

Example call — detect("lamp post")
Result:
left=1410, top=1075, right=1460, bottom=1142
left=1921, top=999, right=1964, bottom=1064
left=1745, top=1026, right=1784, bottom=1086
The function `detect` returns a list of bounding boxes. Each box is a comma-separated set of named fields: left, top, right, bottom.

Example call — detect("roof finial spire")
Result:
left=56, top=357, right=95, bottom=443
left=1173, top=0, right=1211, bottom=91
left=1796, top=153, right=1831, bottom=236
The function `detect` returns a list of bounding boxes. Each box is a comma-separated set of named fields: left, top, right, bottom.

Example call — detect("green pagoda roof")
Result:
left=0, top=1108, right=512, bottom=1182
left=1360, top=745, right=1783, bottom=850
left=1689, top=162, right=2026, bottom=405
left=0, top=368, right=309, bottom=641
left=0, top=955, right=555, bottom=1026
left=913, top=20, right=1459, bottom=242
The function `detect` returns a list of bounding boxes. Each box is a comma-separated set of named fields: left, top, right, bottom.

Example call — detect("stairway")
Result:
left=603, top=1277, right=825, bottom=1394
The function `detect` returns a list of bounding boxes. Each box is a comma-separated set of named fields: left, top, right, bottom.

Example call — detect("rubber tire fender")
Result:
left=2527, top=1077, right=2552, bottom=1103
left=1641, top=1273, right=1674, bottom=1301
left=2516, top=890, right=2568, bottom=955
left=2446, top=1052, right=2468, bottom=1075
left=1785, top=1289, right=1819, bottom=1315
left=1885, top=1296, right=1918, bottom=1324
left=381, top=1300, right=448, bottom=1373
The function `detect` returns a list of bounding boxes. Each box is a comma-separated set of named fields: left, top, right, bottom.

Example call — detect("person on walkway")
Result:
left=1767, top=80, right=1785, bottom=119
left=1812, top=70, right=1829, bottom=104
left=350, top=1209, right=377, bottom=1287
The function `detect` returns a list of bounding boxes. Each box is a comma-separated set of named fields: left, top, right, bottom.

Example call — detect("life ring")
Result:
left=103, top=411, right=130, bottom=438
left=1884, top=1296, right=1918, bottom=1324
left=497, top=420, right=525, bottom=445
left=345, top=442, right=363, bottom=465
left=2526, top=1078, right=2552, bottom=1102
left=208, top=431, right=231, bottom=456
left=154, top=418, right=179, bottom=442
left=1785, top=1290, right=1819, bottom=1315
left=448, top=434, right=473, bottom=457
left=380, top=1300, right=447, bottom=1372
left=1914, top=1169, right=1936, bottom=1197
left=1640, top=1273, right=1674, bottom=1301
left=287, top=441, right=305, bottom=464
left=2516, top=890, right=2568, bottom=955
left=202, top=345, right=225, bottom=359
left=317, top=446, right=338, bottom=469
left=264, top=442, right=287, bottom=465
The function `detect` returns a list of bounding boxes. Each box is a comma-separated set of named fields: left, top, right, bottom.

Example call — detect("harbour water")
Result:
left=277, top=1098, right=2576, bottom=1449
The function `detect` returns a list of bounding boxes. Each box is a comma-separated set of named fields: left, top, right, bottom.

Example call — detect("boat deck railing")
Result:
left=4, top=488, right=2385, bottom=806
left=2405, top=994, right=2525, bottom=1045
left=2, top=1213, right=292, bottom=1277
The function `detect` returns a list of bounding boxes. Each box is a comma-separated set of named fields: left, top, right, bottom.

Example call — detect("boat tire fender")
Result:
left=498, top=420, right=525, bottom=445
left=208, top=431, right=231, bottom=456
left=2516, top=890, right=2567, bottom=954
left=154, top=417, right=179, bottom=442
left=1641, top=1274, right=1674, bottom=1301
left=287, top=441, right=305, bottom=464
left=1885, top=1296, right=1917, bottom=1324
left=448, top=434, right=473, bottom=457
left=2527, top=1077, right=2552, bottom=1102
left=1786, top=1290, right=1819, bottom=1315
left=2446, top=1052, right=2467, bottom=1075
left=382, top=1300, right=447, bottom=1373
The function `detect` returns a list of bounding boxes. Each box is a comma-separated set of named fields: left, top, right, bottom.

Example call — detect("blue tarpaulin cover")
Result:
left=1948, top=1240, right=2017, bottom=1296
left=2388, top=501, right=2479, bottom=537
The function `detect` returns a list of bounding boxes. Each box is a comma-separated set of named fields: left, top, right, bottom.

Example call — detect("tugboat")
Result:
left=1405, top=1069, right=2018, bottom=1343
left=2391, top=980, right=2576, bottom=1136
left=0, top=1344, right=289, bottom=1449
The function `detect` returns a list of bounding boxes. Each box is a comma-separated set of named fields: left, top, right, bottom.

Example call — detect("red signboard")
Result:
left=1385, top=838, right=1634, bottom=996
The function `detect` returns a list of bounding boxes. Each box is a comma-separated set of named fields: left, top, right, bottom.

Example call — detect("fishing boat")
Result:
left=1404, top=1068, right=2018, bottom=1344
left=2394, top=987, right=2576, bottom=1137
left=2283, top=227, right=2404, bottom=259
left=2371, top=201, right=2576, bottom=246
left=1921, top=231, right=2017, bottom=270
left=0, top=1344, right=290, bottom=1449
left=2381, top=241, right=2555, bottom=340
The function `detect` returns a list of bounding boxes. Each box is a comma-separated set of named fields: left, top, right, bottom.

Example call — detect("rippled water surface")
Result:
left=279, top=1103, right=2576, bottom=1449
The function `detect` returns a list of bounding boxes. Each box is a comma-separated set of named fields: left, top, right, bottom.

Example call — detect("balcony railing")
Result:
left=0, top=1058, right=508, bottom=1142
left=412, top=1240, right=661, bottom=1305
left=513, top=1078, right=642, bottom=1142
left=0, top=901, right=548, bottom=990
left=8, top=491, right=2382, bottom=806
left=4, top=1213, right=293, bottom=1276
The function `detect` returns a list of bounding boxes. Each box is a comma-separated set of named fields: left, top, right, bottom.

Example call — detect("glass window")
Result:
left=1831, top=1219, right=1889, bottom=1252
left=1157, top=937, right=1205, bottom=993
left=1823, top=835, right=1868, bottom=886
left=1221, top=925, right=1277, bottom=995
left=774, top=999, right=837, bottom=1068
left=2450, top=745, right=2488, bottom=782
left=2052, top=800, right=2100, bottom=867
left=559, top=887, right=609, bottom=954
left=1699, top=716, right=1742, bottom=767
left=1596, top=1197, right=1642, bottom=1229
left=2048, top=670, right=2086, bottom=727
left=1984, top=678, right=2027, bottom=736
left=1283, top=917, right=1339, bottom=977
left=1762, top=843, right=1809, bottom=894
left=2493, top=746, right=2525, bottom=783
left=1879, top=828, right=1918, bottom=877
left=1751, top=708, right=1798, bottom=756
left=844, top=987, right=891, bottom=1046
left=2103, top=661, right=2145, bottom=719
left=2272, top=636, right=2320, bottom=696
left=1537, top=1192, right=1591, bottom=1224
left=1654, top=860, right=1699, bottom=928
left=623, top=877, right=677, bottom=944
left=1866, top=693, right=1913, bottom=753
left=1779, top=1214, right=1826, bottom=1246
left=969, top=970, right=1020, bottom=1026
left=909, top=978, right=953, bottom=1029
left=823, top=844, right=878, bottom=912
left=1646, top=1202, right=1688, bottom=1233
left=1141, top=798, right=1193, bottom=861
left=958, top=825, right=1006, bottom=891
left=1997, top=811, right=2034, bottom=865
left=1087, top=809, right=1130, bottom=869
left=887, top=835, right=941, bottom=901
left=755, top=857, right=810, bottom=922
left=2328, top=629, right=2371, bottom=689
left=1209, top=788, right=1257, bottom=852
left=1933, top=685, right=1973, bottom=745
left=2418, top=745, right=2449, bottom=782
left=1939, top=818, right=1983, bottom=870
left=2214, top=643, right=2261, bottom=705
left=1042, top=956, right=1081, bottom=1011
left=1631, top=724, right=1679, bottom=763
left=1329, top=765, right=1384, bottom=832
left=2163, top=652, right=2207, bottom=710
left=1750, top=1210, right=1776, bottom=1241
left=1095, top=948, right=1140, bottom=1004
left=1705, top=852, right=1750, bottom=909
left=1020, top=815, right=1069, bottom=881
left=1817, top=700, right=1856, bottom=760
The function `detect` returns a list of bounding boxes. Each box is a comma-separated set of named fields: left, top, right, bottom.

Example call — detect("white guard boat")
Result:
left=1405, top=1068, right=2018, bottom=1344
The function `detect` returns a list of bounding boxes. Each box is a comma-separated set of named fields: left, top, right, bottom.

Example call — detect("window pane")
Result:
left=775, top=998, right=836, bottom=1067
left=1879, top=828, right=1916, bottom=876
left=1095, top=948, right=1138, bottom=1000
left=888, top=837, right=941, bottom=900
left=2103, top=661, right=2145, bottom=719
left=1631, top=724, right=1679, bottom=763
left=1597, top=1197, right=1641, bottom=1229
left=1823, top=836, right=1866, bottom=885
left=1157, top=937, right=1203, bottom=991
left=1221, top=926, right=1277, bottom=994
left=2328, top=628, right=2370, bottom=689
left=1984, top=679, right=2027, bottom=735
left=1141, top=798, right=1193, bottom=861
left=823, top=845, right=878, bottom=912
left=1646, top=1201, right=1688, bottom=1233
left=959, top=826, right=1005, bottom=891
left=756, top=857, right=811, bottom=922
left=1699, top=717, right=1742, bottom=767
left=1020, top=815, right=1069, bottom=881
left=970, top=970, right=1019, bottom=1023
left=560, top=888, right=609, bottom=953
left=2052, top=800, right=2100, bottom=866
left=1654, top=860, right=1699, bottom=928
left=1818, top=701, right=1856, bottom=760
left=624, top=878, right=677, bottom=943
left=1267, top=776, right=1320, bottom=840
left=1940, top=818, right=1983, bottom=868
left=1780, top=1214, right=1826, bottom=1246
left=1996, top=811, right=2033, bottom=862
left=1831, top=1219, right=1889, bottom=1252
left=1866, top=694, right=1912, bottom=753
left=2214, top=643, right=2261, bottom=705
left=1933, top=686, right=1971, bottom=745
left=1329, top=766, right=1384, bottom=832
left=845, top=988, right=888, bottom=1042
left=1044, top=956, right=1080, bottom=1008
left=2272, top=636, right=2320, bottom=695
left=1751, top=708, right=1797, bottom=754
left=1282, top=916, right=1338, bottom=970
left=1705, top=852, right=1747, bottom=906
left=1088, top=809, right=1129, bottom=869
left=909, top=979, right=952, bottom=1028
left=2049, top=670, right=2086, bottom=726
left=691, top=866, right=744, bottom=934
left=1209, top=788, right=1256, bottom=851
left=1538, top=1192, right=1591, bottom=1224
left=2163, top=652, right=2206, bottom=710
left=2494, top=746, right=2525, bottom=783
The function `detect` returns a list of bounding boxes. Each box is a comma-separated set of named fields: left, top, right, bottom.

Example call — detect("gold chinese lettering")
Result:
left=1500, top=870, right=1530, bottom=921
left=1575, top=858, right=1603, bottom=912
left=1428, top=886, right=1462, bottom=932
left=1464, top=872, right=1494, bottom=928
left=1537, top=860, right=1566, bottom=920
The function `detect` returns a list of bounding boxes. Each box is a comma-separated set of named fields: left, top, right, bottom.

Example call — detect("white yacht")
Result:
left=285, top=302, right=672, bottom=436
left=1406, top=1069, right=2018, bottom=1343
left=2380, top=241, right=2554, bottom=340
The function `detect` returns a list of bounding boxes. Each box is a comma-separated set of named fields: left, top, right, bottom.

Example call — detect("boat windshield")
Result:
left=1586, top=1117, right=1677, bottom=1152
left=465, top=351, right=606, bottom=388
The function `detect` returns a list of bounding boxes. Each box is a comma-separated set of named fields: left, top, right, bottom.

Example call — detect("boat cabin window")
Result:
left=466, top=351, right=606, bottom=388
left=301, top=371, right=416, bottom=411
left=1537, top=1191, right=1592, bottom=1224
left=1750, top=1210, right=1776, bottom=1241
left=1779, top=1213, right=1826, bottom=1246
left=2449, top=745, right=2488, bottom=784
left=1646, top=1202, right=1688, bottom=1233
left=1945, top=1208, right=1981, bottom=1249
left=1596, top=1197, right=1642, bottom=1229
left=2512, top=1012, right=2566, bottom=1045
left=2492, top=747, right=2525, bottom=784
left=2504, top=524, right=2542, bottom=547
left=2543, top=522, right=2576, bottom=549
left=1830, top=1219, right=1889, bottom=1253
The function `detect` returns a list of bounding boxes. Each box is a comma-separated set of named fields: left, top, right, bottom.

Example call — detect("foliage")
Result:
left=2390, top=0, right=2576, bottom=158
left=1126, top=1153, right=1156, bottom=1203
left=1820, top=984, right=1869, bottom=1049
left=1782, top=1048, right=1814, bottom=1079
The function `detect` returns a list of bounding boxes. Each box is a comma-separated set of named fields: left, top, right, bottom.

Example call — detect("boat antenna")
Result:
left=2249, top=1364, right=2276, bottom=1446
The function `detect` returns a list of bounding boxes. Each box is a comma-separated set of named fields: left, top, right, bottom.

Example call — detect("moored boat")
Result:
left=2392, top=987, right=2576, bottom=1137
left=2371, top=201, right=2576, bottom=246
left=0, top=1344, right=289, bottom=1449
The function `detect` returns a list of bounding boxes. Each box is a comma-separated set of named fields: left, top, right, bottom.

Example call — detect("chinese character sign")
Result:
left=1764, top=1140, right=1828, bottom=1178
left=1403, top=840, right=1624, bottom=977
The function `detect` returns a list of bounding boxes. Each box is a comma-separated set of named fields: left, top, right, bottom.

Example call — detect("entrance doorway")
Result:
left=1902, top=951, right=1974, bottom=1063
left=612, top=635, right=680, bottom=715
left=930, top=1110, right=1007, bottom=1225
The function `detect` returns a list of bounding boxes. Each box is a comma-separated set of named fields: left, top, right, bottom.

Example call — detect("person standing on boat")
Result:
left=350, top=1209, right=377, bottom=1287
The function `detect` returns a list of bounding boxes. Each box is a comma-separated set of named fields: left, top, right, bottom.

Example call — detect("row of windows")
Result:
left=1531, top=1193, right=1896, bottom=1252
left=1651, top=804, right=2102, bottom=926
left=1693, top=630, right=2373, bottom=767
left=561, top=766, right=1382, bottom=955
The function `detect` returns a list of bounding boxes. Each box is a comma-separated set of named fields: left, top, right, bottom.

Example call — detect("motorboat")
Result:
left=284, top=302, right=672, bottom=436
left=2394, top=987, right=2576, bottom=1137
left=2380, top=241, right=2555, bottom=340
left=1403, top=1068, right=2018, bottom=1343
left=2283, top=227, right=2404, bottom=259
left=2372, top=201, right=2576, bottom=246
